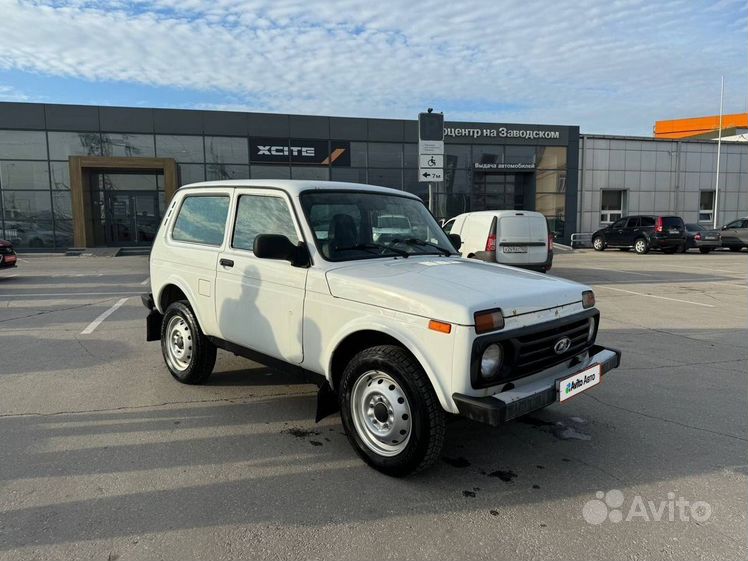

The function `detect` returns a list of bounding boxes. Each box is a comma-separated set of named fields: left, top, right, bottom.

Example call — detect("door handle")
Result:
left=219, top=258, right=234, bottom=268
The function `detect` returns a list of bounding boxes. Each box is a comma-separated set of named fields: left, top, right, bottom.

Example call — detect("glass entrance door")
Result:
left=105, top=191, right=160, bottom=245
left=472, top=173, right=528, bottom=212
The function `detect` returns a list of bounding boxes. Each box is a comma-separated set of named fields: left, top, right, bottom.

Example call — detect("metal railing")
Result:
left=570, top=232, right=593, bottom=249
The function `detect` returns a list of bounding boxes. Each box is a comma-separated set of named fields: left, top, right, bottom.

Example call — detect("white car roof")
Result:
left=179, top=179, right=421, bottom=199
left=453, top=210, right=546, bottom=219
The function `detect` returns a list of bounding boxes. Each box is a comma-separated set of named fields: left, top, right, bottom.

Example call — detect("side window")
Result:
left=443, top=219, right=455, bottom=235
left=232, top=195, right=299, bottom=251
left=725, top=219, right=742, bottom=229
left=640, top=216, right=655, bottom=227
left=625, top=217, right=640, bottom=228
left=611, top=218, right=627, bottom=229
left=172, top=195, right=230, bottom=246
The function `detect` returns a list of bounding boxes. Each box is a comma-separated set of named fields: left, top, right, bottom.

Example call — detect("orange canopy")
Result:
left=654, top=113, right=748, bottom=139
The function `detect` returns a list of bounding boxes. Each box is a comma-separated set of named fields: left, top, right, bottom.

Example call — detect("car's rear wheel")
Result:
left=339, top=345, right=445, bottom=477
left=634, top=238, right=649, bottom=254
left=592, top=236, right=605, bottom=251
left=699, top=247, right=712, bottom=254
left=161, top=301, right=216, bottom=384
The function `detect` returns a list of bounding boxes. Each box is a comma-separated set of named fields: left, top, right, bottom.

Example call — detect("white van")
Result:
left=443, top=210, right=553, bottom=272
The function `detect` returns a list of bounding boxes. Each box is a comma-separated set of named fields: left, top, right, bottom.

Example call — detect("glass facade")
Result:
left=0, top=106, right=579, bottom=247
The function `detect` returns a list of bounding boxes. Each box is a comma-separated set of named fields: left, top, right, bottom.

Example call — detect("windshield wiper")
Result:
left=390, top=238, right=453, bottom=256
left=334, top=242, right=409, bottom=257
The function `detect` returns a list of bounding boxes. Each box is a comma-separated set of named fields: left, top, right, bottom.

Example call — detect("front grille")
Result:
left=513, top=316, right=592, bottom=377
left=470, top=311, right=598, bottom=389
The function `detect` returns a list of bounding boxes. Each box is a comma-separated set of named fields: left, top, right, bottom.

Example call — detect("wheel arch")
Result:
left=155, top=278, right=205, bottom=320
left=326, top=326, right=452, bottom=413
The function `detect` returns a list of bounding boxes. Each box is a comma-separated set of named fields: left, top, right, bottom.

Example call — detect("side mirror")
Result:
left=721, top=225, right=728, bottom=230
left=254, top=234, right=309, bottom=267
left=448, top=233, right=462, bottom=250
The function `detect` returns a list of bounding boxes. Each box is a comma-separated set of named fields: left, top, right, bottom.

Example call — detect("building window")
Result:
left=600, top=189, right=626, bottom=224
left=699, top=190, right=714, bottom=222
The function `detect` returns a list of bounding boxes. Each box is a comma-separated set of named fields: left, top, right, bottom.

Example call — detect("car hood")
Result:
left=325, top=256, right=588, bottom=325
left=0, top=239, right=12, bottom=247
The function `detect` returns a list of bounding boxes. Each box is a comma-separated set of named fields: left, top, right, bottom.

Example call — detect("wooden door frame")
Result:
left=69, top=156, right=177, bottom=247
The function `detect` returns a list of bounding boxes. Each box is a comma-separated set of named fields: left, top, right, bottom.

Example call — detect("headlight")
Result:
left=582, top=290, right=595, bottom=309
left=587, top=317, right=596, bottom=341
left=480, top=343, right=503, bottom=378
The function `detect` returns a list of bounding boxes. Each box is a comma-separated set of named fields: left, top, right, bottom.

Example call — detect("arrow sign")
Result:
left=419, top=168, right=444, bottom=181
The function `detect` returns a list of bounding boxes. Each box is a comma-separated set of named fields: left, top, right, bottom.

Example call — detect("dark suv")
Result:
left=592, top=215, right=686, bottom=254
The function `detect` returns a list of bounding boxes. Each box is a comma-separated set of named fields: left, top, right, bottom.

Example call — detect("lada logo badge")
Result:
left=553, top=337, right=572, bottom=354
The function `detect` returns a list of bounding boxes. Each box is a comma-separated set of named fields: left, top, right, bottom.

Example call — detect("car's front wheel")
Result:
left=161, top=301, right=216, bottom=384
left=592, top=236, right=605, bottom=251
left=339, top=345, right=445, bottom=476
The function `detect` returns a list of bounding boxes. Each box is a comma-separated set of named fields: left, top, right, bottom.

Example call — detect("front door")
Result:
left=105, top=191, right=160, bottom=245
left=215, top=189, right=307, bottom=363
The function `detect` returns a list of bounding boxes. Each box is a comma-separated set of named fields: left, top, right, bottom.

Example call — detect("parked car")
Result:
left=372, top=214, right=413, bottom=242
left=0, top=239, right=17, bottom=269
left=592, top=215, right=686, bottom=254
left=442, top=210, right=553, bottom=272
left=720, top=217, right=748, bottom=252
left=143, top=180, right=621, bottom=476
left=684, top=223, right=721, bottom=253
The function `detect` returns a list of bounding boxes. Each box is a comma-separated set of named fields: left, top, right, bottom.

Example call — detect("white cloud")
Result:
left=0, top=0, right=745, bottom=134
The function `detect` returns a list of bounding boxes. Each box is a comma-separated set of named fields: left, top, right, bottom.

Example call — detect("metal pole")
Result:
left=713, top=75, right=724, bottom=229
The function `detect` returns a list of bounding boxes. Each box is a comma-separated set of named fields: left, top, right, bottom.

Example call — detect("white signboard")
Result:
left=418, top=140, right=444, bottom=155
left=419, top=168, right=444, bottom=181
left=419, top=154, right=444, bottom=169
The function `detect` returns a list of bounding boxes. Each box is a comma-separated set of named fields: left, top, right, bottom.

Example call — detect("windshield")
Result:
left=300, top=190, right=457, bottom=261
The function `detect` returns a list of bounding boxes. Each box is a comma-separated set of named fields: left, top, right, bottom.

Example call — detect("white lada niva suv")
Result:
left=143, top=180, right=621, bottom=476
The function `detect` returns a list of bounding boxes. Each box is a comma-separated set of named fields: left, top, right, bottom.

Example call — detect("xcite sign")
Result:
left=257, top=145, right=315, bottom=157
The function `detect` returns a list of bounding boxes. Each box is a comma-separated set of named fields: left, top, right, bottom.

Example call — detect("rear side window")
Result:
left=172, top=195, right=230, bottom=246
left=625, top=217, right=640, bottom=228
left=232, top=195, right=299, bottom=251
left=661, top=216, right=683, bottom=228
left=640, top=216, right=655, bottom=227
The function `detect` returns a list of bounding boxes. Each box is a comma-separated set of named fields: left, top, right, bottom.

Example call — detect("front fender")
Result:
left=324, top=316, right=456, bottom=413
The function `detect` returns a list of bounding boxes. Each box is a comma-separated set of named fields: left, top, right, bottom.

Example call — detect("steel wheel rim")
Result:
left=165, top=314, right=193, bottom=372
left=351, top=370, right=412, bottom=457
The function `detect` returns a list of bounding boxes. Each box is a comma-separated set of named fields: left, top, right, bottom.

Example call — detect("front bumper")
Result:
left=452, top=344, right=621, bottom=426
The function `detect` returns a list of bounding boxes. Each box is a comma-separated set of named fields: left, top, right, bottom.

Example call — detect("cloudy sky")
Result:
left=0, top=0, right=745, bottom=135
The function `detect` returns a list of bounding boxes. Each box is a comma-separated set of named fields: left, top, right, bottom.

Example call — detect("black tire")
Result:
left=339, top=345, right=446, bottom=477
left=160, top=300, right=216, bottom=384
left=634, top=237, right=649, bottom=255
left=729, top=246, right=742, bottom=252
left=699, top=247, right=712, bottom=254
left=592, top=236, right=605, bottom=251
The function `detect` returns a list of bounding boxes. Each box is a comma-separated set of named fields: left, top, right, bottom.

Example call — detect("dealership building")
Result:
left=0, top=102, right=745, bottom=249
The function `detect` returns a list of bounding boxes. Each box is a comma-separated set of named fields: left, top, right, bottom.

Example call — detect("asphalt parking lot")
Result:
left=0, top=250, right=746, bottom=560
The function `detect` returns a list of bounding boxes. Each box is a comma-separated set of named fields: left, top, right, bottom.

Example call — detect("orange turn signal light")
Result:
left=428, top=319, right=452, bottom=334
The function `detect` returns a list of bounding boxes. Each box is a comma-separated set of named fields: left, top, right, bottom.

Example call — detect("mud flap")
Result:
left=315, top=381, right=339, bottom=422
left=146, top=309, right=163, bottom=342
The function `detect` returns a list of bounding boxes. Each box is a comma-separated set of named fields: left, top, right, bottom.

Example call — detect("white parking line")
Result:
left=140, top=277, right=150, bottom=285
left=0, top=291, right=144, bottom=298
left=80, top=298, right=129, bottom=334
left=597, top=285, right=715, bottom=308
